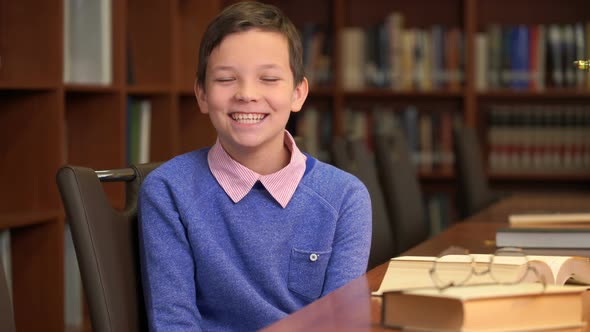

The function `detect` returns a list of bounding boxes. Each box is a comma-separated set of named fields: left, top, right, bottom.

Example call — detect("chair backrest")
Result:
left=374, top=132, right=429, bottom=254
left=0, top=259, right=15, bottom=332
left=452, top=125, right=498, bottom=218
left=56, top=163, right=162, bottom=332
left=293, top=135, right=306, bottom=153
left=331, top=137, right=396, bottom=270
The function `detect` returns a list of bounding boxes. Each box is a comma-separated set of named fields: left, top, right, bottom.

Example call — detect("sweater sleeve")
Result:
left=321, top=179, right=372, bottom=295
left=138, top=176, right=202, bottom=331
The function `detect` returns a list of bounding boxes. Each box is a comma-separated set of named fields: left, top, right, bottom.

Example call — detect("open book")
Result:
left=374, top=254, right=590, bottom=296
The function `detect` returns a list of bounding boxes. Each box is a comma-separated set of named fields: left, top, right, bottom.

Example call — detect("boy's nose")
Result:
left=235, top=82, right=259, bottom=102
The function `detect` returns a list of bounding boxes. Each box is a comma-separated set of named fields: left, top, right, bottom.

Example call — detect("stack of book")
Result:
left=375, top=255, right=590, bottom=331
left=496, top=212, right=590, bottom=250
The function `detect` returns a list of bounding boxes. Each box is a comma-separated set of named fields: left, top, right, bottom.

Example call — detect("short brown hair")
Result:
left=196, top=1, right=304, bottom=89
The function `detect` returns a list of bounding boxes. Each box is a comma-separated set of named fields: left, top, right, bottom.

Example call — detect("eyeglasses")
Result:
left=429, top=246, right=546, bottom=291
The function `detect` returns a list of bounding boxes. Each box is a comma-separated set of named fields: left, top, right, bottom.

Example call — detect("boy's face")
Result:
left=195, top=29, right=308, bottom=155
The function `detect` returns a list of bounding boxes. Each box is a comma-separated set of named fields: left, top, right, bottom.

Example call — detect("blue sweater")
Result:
left=138, top=148, right=372, bottom=331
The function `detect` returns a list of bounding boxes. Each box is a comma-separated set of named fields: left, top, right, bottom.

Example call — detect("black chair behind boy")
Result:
left=57, top=163, right=162, bottom=332
left=374, top=132, right=429, bottom=254
left=0, top=258, right=15, bottom=332
left=331, top=137, right=396, bottom=270
left=452, top=125, right=502, bottom=219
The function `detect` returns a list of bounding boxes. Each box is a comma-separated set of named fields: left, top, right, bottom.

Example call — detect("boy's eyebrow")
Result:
left=210, top=65, right=235, bottom=72
left=210, top=64, right=285, bottom=72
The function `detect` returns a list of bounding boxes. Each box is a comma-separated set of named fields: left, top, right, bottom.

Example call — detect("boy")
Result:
left=138, top=1, right=372, bottom=331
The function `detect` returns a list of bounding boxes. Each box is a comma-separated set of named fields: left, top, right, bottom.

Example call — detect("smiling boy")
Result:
left=138, top=2, right=372, bottom=331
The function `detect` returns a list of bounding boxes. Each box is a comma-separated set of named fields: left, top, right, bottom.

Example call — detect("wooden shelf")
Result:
left=0, top=0, right=62, bottom=85
left=1, top=1, right=222, bottom=329
left=126, top=85, right=172, bottom=95
left=64, top=84, right=121, bottom=93
left=0, top=210, right=63, bottom=230
left=478, top=89, right=590, bottom=99
left=127, top=0, right=174, bottom=86
left=490, top=172, right=590, bottom=182
left=343, top=89, right=464, bottom=99
left=0, top=82, right=59, bottom=90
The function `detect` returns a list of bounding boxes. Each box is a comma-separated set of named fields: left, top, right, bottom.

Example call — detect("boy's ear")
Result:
left=194, top=81, right=209, bottom=114
left=290, top=77, right=309, bottom=113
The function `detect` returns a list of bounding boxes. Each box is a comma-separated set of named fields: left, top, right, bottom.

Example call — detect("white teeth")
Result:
left=231, top=113, right=265, bottom=124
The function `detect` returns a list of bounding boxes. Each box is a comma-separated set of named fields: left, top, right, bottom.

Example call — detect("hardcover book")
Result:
left=382, top=283, right=588, bottom=332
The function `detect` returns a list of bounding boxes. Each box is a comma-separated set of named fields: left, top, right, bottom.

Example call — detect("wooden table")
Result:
left=262, top=193, right=590, bottom=331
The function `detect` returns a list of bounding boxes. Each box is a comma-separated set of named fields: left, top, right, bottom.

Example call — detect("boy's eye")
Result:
left=215, top=77, right=235, bottom=82
left=261, top=77, right=280, bottom=82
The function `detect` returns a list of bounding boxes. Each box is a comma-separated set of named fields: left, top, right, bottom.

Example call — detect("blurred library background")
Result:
left=1, top=0, right=589, bottom=330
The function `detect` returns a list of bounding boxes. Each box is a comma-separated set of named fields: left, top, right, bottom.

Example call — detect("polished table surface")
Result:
left=262, top=193, right=590, bottom=331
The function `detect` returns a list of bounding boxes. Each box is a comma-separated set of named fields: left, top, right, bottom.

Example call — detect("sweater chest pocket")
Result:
left=288, top=247, right=332, bottom=300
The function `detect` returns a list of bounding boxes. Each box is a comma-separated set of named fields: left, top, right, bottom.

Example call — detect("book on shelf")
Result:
left=126, top=98, right=152, bottom=164
left=475, top=32, right=488, bottom=91
left=301, top=23, right=331, bottom=87
left=574, top=22, right=586, bottom=88
left=511, top=24, right=530, bottom=89
left=361, top=105, right=458, bottom=172
left=386, top=11, right=404, bottom=90
left=548, top=24, right=565, bottom=88
left=481, top=22, right=579, bottom=91
left=563, top=24, right=576, bottom=88
left=340, top=27, right=366, bottom=91
left=530, top=24, right=547, bottom=90
left=486, top=104, right=590, bottom=174
left=374, top=254, right=590, bottom=296
left=381, top=283, right=588, bottom=332
left=338, top=11, right=466, bottom=92
left=63, top=0, right=112, bottom=85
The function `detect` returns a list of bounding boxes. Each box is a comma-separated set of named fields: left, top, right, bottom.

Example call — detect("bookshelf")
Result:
left=0, top=0, right=220, bottom=330
left=1, top=0, right=589, bottom=331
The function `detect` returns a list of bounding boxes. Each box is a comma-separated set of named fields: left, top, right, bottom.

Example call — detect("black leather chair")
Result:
left=57, top=163, right=162, bottom=332
left=331, top=137, right=396, bottom=270
left=0, top=259, right=15, bottom=332
left=453, top=125, right=502, bottom=219
left=374, top=132, right=429, bottom=254
left=293, top=135, right=306, bottom=152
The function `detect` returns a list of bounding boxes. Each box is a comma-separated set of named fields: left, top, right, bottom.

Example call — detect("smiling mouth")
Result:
left=230, top=113, right=267, bottom=124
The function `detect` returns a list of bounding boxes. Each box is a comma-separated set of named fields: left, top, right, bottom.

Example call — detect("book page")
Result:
left=374, top=254, right=559, bottom=295
left=372, top=257, right=436, bottom=295
left=529, top=256, right=572, bottom=285
left=373, top=256, right=497, bottom=295
left=526, top=256, right=590, bottom=285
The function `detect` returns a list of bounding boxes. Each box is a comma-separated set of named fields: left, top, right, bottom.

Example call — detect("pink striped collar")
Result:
left=207, top=131, right=307, bottom=208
